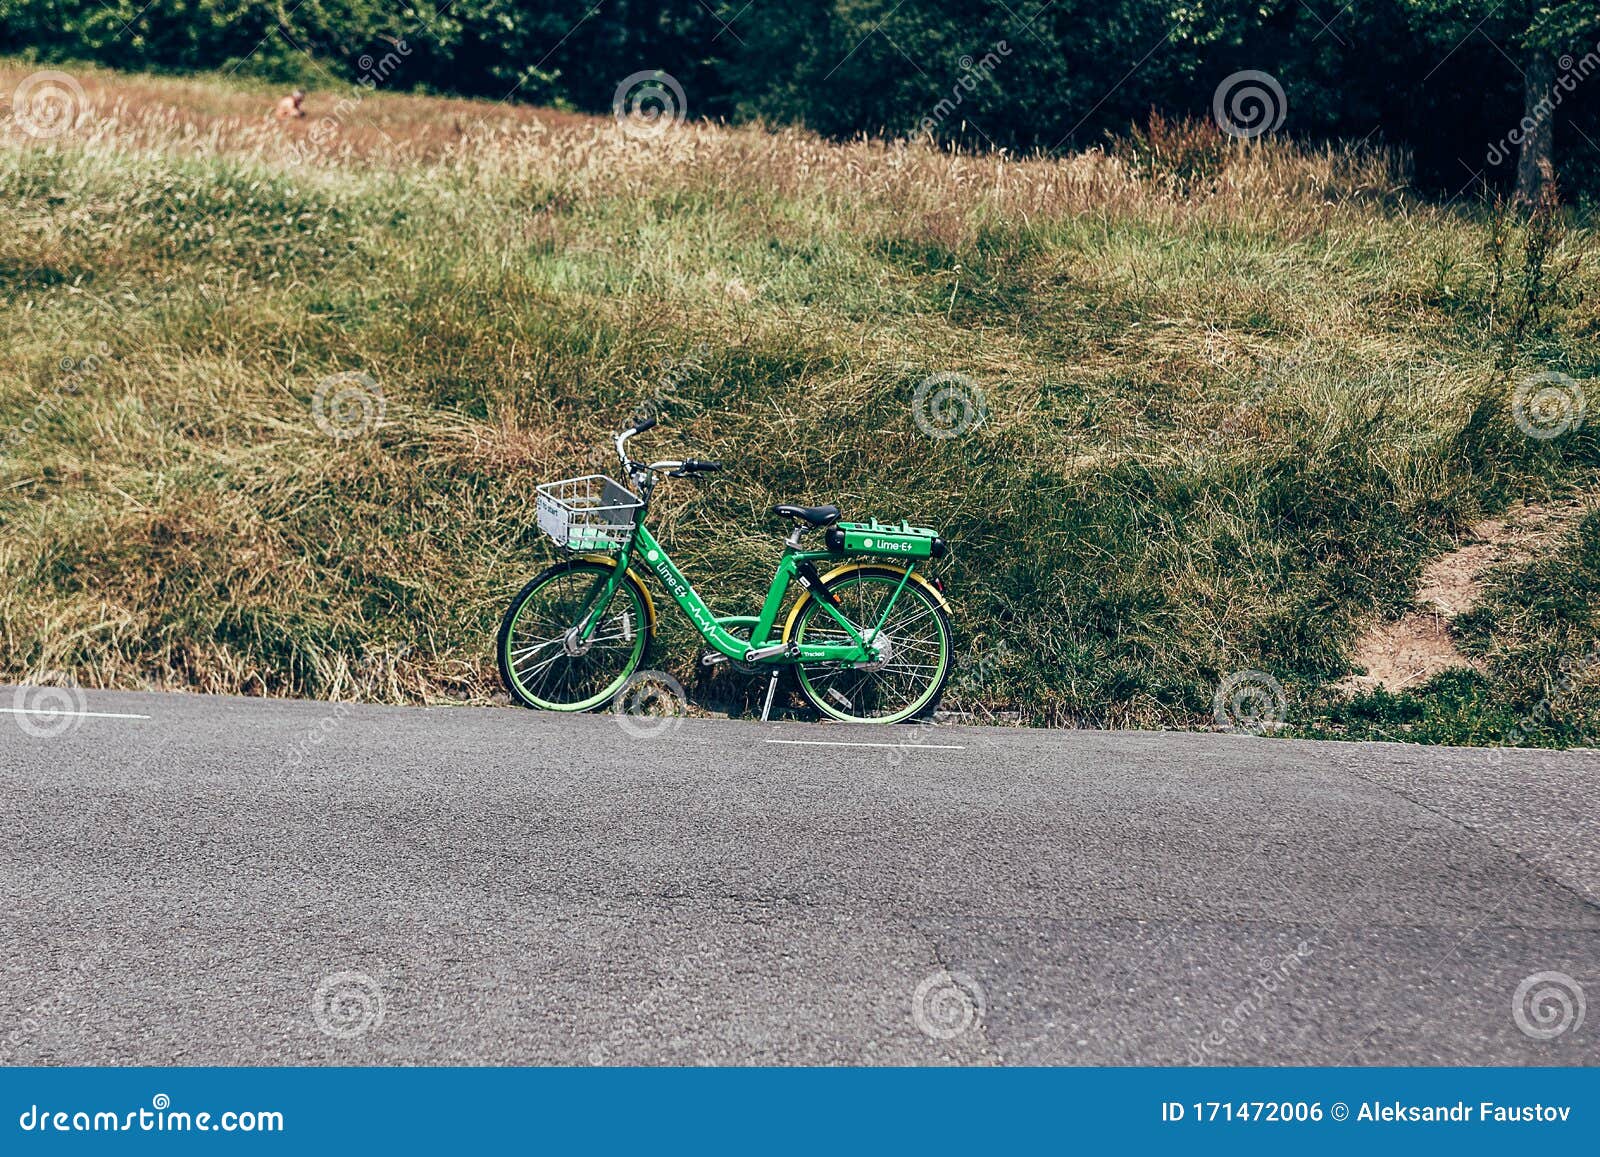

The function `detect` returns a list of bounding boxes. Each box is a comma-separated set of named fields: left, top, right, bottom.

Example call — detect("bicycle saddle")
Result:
left=771, top=503, right=841, bottom=528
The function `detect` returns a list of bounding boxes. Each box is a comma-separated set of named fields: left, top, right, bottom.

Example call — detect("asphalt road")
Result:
left=1, top=687, right=1596, bottom=1066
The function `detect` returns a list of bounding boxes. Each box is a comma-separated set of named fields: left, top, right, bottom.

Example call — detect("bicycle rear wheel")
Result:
left=497, top=560, right=650, bottom=711
left=790, top=567, right=952, bottom=723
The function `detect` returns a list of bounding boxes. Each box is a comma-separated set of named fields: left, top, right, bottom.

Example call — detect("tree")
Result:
left=1392, top=0, right=1600, bottom=202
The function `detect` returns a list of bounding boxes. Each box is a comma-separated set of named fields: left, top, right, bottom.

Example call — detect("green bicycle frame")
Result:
left=575, top=523, right=915, bottom=665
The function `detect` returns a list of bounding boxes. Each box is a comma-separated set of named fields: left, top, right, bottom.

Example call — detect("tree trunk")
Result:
left=1514, top=47, right=1556, bottom=204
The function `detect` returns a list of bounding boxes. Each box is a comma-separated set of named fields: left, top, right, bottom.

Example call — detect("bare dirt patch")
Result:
left=1342, top=498, right=1592, bottom=693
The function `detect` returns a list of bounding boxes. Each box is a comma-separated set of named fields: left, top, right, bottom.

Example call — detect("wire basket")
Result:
left=535, top=475, right=643, bottom=552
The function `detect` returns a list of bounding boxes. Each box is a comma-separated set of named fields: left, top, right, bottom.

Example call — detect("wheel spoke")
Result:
left=501, top=565, right=646, bottom=709
left=794, top=574, right=949, bottom=722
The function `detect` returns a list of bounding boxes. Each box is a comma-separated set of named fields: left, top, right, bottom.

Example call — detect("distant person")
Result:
left=274, top=90, right=306, bottom=120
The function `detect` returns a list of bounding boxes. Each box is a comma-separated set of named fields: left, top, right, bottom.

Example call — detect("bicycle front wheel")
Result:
left=791, top=567, right=952, bottom=723
left=497, top=560, right=650, bottom=711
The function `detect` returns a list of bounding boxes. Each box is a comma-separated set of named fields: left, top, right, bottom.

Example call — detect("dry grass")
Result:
left=2, top=60, right=1597, bottom=741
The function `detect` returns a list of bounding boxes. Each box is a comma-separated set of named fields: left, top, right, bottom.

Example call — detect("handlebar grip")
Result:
left=686, top=459, right=722, bottom=473
left=629, top=416, right=658, bottom=434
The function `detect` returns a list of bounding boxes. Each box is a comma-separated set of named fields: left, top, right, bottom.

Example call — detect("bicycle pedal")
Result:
left=700, top=650, right=729, bottom=667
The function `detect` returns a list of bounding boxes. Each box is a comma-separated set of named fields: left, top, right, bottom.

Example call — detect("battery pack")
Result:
left=824, top=518, right=946, bottom=559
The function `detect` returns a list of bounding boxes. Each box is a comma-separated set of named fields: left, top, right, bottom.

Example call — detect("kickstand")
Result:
left=759, top=669, right=781, bottom=722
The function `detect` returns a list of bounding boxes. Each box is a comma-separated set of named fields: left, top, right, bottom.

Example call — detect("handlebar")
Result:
left=615, top=417, right=721, bottom=481
left=615, top=423, right=647, bottom=469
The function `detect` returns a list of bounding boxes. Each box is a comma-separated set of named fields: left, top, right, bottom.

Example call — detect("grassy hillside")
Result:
left=2, top=63, right=1597, bottom=742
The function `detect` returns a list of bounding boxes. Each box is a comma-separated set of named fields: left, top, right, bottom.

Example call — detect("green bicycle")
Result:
left=496, top=416, right=954, bottom=723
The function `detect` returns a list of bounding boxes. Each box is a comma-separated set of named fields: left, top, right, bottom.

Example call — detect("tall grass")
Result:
left=2, top=62, right=1597, bottom=739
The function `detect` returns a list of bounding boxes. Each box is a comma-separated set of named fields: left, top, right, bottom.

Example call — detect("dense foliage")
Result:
left=5, top=1, right=1600, bottom=193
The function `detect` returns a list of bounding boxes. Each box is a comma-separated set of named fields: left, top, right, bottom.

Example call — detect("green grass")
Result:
left=2, top=62, right=1598, bottom=742
left=1308, top=510, right=1600, bottom=747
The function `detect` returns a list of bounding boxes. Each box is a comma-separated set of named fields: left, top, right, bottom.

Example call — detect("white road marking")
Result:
left=764, top=738, right=964, bottom=750
left=0, top=706, right=152, bottom=721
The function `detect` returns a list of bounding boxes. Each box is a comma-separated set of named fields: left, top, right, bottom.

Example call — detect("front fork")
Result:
left=573, top=535, right=642, bottom=645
